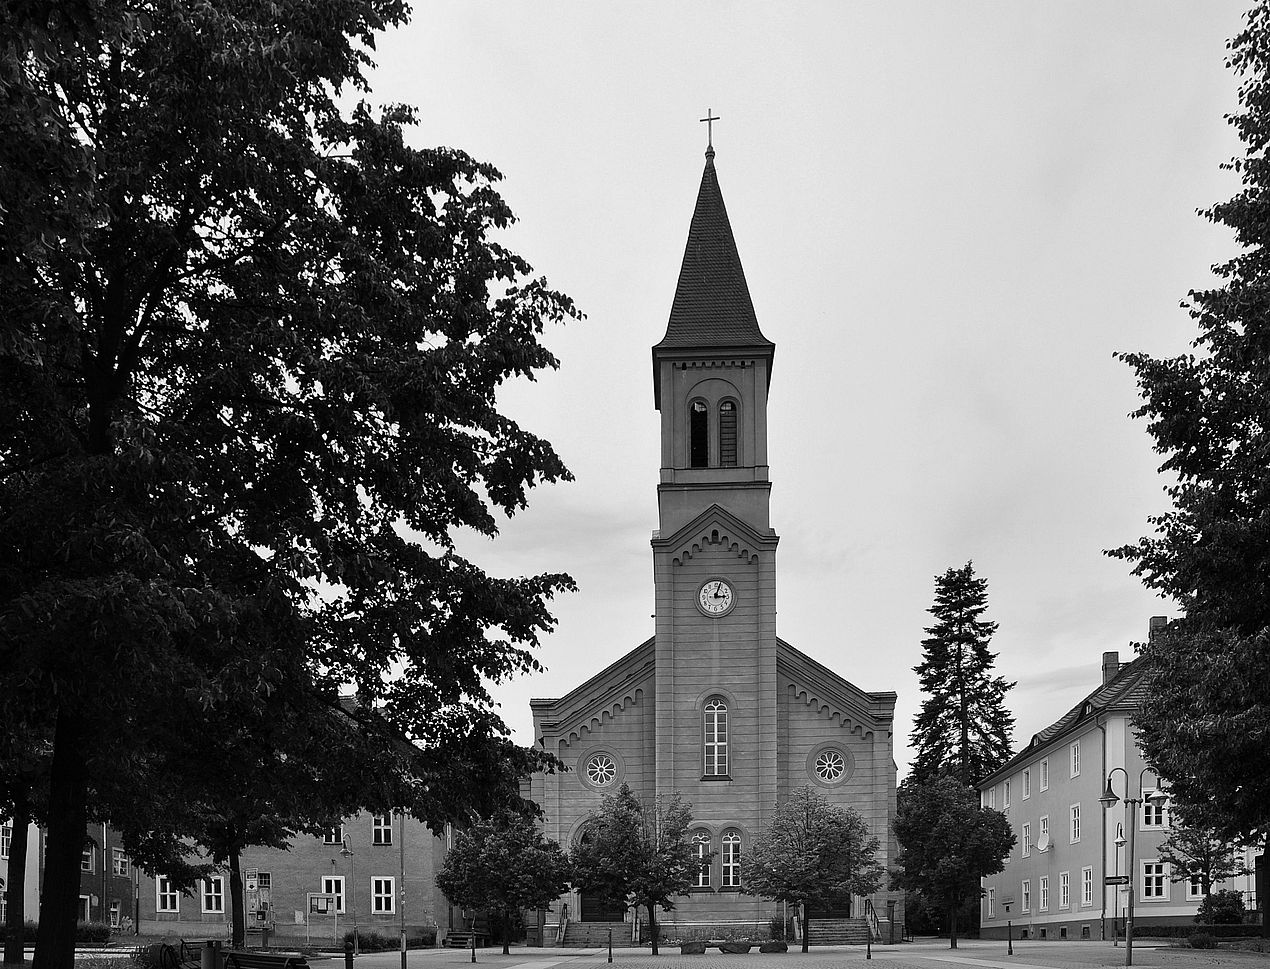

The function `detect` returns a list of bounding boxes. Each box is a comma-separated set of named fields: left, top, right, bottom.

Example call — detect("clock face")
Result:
left=697, top=579, right=735, bottom=616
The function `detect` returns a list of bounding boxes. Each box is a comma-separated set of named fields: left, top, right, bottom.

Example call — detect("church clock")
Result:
left=697, top=578, right=735, bottom=617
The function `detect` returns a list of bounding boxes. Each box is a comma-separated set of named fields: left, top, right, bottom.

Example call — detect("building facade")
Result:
left=529, top=146, right=903, bottom=940
left=135, top=811, right=451, bottom=946
left=978, top=634, right=1260, bottom=940
left=0, top=821, right=41, bottom=928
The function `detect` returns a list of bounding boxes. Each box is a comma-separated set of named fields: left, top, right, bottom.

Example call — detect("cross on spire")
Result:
left=699, top=108, right=721, bottom=150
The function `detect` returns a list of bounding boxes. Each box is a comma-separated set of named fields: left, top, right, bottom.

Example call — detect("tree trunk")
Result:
left=647, top=903, right=658, bottom=955
left=949, top=895, right=959, bottom=949
left=801, top=909, right=810, bottom=953
left=229, top=848, right=246, bottom=948
left=502, top=909, right=511, bottom=955
left=32, top=709, right=90, bottom=969
left=3, top=791, right=31, bottom=966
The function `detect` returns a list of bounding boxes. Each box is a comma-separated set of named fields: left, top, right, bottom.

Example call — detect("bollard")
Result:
left=608, top=926, right=612, bottom=964
left=866, top=932, right=872, bottom=960
left=471, top=928, right=477, bottom=963
left=345, top=940, right=354, bottom=969
left=201, top=941, right=216, bottom=969
left=1007, top=920, right=1013, bottom=956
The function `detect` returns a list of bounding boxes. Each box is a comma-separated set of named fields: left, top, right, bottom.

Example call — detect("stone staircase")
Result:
left=804, top=917, right=872, bottom=945
left=562, top=920, right=632, bottom=946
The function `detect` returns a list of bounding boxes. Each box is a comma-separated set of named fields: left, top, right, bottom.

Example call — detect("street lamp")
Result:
left=341, top=839, right=358, bottom=956
left=1112, top=825, right=1125, bottom=947
left=1099, top=768, right=1168, bottom=967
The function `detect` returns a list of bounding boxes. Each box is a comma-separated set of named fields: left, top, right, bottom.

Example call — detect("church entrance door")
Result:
left=807, top=897, right=852, bottom=919
left=579, top=893, right=627, bottom=922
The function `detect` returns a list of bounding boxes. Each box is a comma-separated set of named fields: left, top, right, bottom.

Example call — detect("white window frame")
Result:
left=703, top=698, right=729, bottom=777
left=1187, top=875, right=1204, bottom=901
left=1022, top=823, right=1031, bottom=858
left=1141, top=790, right=1167, bottom=829
left=1070, top=741, right=1080, bottom=777
left=202, top=875, right=225, bottom=914
left=109, top=899, right=120, bottom=927
left=1141, top=860, right=1168, bottom=901
left=1039, top=875, right=1050, bottom=912
left=989, top=787, right=997, bottom=810
left=78, top=895, right=91, bottom=921
left=1070, top=803, right=1081, bottom=843
left=1082, top=866, right=1094, bottom=906
left=1022, top=879, right=1031, bottom=913
left=1022, top=768, right=1030, bottom=799
left=987, top=886, right=996, bottom=918
left=372, top=815, right=392, bottom=846
left=1040, top=758, right=1049, bottom=791
left=721, top=830, right=742, bottom=888
left=1059, top=871, right=1070, bottom=909
left=1004, top=780, right=1011, bottom=809
left=371, top=876, right=395, bottom=914
left=0, top=823, right=10, bottom=860
left=113, top=848, right=128, bottom=876
left=156, top=875, right=180, bottom=913
left=322, top=875, right=346, bottom=913
left=692, top=831, right=711, bottom=888
left=1039, top=815, right=1049, bottom=843
left=81, top=846, right=93, bottom=873
left=323, top=824, right=344, bottom=845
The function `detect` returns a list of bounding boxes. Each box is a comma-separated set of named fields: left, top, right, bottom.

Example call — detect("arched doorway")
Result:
left=573, top=825, right=627, bottom=922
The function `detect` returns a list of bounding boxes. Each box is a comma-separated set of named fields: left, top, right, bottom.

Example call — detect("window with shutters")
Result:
left=719, top=400, right=737, bottom=467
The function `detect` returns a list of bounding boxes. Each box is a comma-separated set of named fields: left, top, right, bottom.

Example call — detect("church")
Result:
left=529, top=141, right=904, bottom=942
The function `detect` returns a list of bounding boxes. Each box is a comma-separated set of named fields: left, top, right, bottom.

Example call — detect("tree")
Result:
left=1156, top=809, right=1251, bottom=901
left=570, top=784, right=700, bottom=955
left=741, top=786, right=884, bottom=953
left=893, top=776, right=1015, bottom=949
left=436, top=813, right=572, bottom=955
left=909, top=563, right=1015, bottom=787
left=0, top=1, right=579, bottom=964
left=1196, top=890, right=1248, bottom=925
left=1110, top=4, right=1270, bottom=935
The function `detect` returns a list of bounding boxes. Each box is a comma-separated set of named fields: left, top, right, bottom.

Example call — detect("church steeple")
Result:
left=652, top=147, right=775, bottom=538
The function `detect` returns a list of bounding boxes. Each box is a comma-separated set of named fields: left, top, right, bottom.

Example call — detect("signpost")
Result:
left=1104, top=876, right=1130, bottom=886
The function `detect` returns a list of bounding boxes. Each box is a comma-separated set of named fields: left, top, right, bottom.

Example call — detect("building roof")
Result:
left=979, top=655, right=1149, bottom=787
left=654, top=148, right=774, bottom=354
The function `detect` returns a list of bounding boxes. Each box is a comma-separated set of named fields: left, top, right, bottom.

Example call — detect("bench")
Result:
left=224, top=951, right=310, bottom=969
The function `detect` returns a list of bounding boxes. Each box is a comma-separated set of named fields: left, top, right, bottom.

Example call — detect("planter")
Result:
left=719, top=941, right=753, bottom=954
left=760, top=940, right=788, bottom=953
left=680, top=941, right=708, bottom=954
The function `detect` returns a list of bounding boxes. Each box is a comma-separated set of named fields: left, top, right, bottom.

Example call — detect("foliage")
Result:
left=570, top=783, right=700, bottom=955
left=435, top=813, right=572, bottom=955
left=909, top=563, right=1015, bottom=786
left=1110, top=4, right=1270, bottom=867
left=1157, top=809, right=1251, bottom=899
left=740, top=786, right=884, bottom=953
left=892, top=776, right=1014, bottom=949
left=0, top=0, right=578, bottom=963
left=1189, top=932, right=1217, bottom=949
left=342, top=929, right=436, bottom=950
left=1197, top=889, right=1248, bottom=925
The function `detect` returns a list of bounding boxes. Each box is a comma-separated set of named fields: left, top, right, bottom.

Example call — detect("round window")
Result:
left=586, top=753, right=617, bottom=786
left=814, top=749, right=846, bottom=782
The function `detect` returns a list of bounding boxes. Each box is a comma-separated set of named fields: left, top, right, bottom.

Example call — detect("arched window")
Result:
left=703, top=698, right=728, bottom=776
left=692, top=830, right=711, bottom=888
left=719, top=400, right=737, bottom=467
left=721, top=830, right=741, bottom=888
left=689, top=400, right=709, bottom=468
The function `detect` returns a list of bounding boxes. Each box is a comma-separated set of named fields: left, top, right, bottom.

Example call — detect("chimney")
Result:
left=1102, top=651, right=1120, bottom=685
left=1149, top=616, right=1168, bottom=642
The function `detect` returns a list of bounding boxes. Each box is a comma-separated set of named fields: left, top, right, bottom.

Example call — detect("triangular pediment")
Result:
left=530, top=638, right=654, bottom=746
left=651, top=503, right=777, bottom=566
left=777, top=639, right=896, bottom=739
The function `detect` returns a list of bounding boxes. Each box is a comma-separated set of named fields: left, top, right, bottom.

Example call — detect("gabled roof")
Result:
left=654, top=148, right=774, bottom=354
left=979, top=656, right=1148, bottom=787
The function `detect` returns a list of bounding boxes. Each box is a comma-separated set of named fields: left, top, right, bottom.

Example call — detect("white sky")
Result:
left=368, top=2, right=1247, bottom=780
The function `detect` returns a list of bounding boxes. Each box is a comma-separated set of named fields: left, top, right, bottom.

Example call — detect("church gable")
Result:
left=653, top=503, right=775, bottom=566
left=776, top=639, right=896, bottom=737
left=530, top=637, right=655, bottom=747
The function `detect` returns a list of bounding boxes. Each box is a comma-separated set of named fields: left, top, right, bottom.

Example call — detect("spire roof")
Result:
left=655, top=148, right=774, bottom=353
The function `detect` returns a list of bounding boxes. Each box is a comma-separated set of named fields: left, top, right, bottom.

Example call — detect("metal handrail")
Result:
left=863, top=899, right=882, bottom=941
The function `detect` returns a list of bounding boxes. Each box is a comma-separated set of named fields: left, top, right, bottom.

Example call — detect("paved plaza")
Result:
left=345, top=941, right=1269, bottom=969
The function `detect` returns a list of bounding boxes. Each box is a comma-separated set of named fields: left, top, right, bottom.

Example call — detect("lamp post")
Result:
left=341, top=839, right=358, bottom=956
left=1112, top=825, right=1125, bottom=947
left=1099, top=768, right=1168, bottom=967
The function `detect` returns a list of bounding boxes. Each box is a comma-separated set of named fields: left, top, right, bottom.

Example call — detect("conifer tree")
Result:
left=909, top=562, right=1015, bottom=786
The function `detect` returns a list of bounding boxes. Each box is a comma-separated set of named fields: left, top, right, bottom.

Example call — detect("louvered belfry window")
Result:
left=690, top=400, right=709, bottom=467
left=719, top=401, right=737, bottom=467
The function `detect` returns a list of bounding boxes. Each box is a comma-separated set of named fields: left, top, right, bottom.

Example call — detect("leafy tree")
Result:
left=893, top=776, right=1014, bottom=949
left=0, top=0, right=579, bottom=964
left=570, top=783, right=699, bottom=955
left=741, top=786, right=884, bottom=953
left=436, top=813, right=572, bottom=955
left=1157, top=809, right=1251, bottom=902
left=1110, top=5, right=1270, bottom=934
left=1196, top=889, right=1248, bottom=925
left=909, top=563, right=1015, bottom=787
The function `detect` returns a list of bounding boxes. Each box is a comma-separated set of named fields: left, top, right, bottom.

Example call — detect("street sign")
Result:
left=1104, top=875, right=1130, bottom=885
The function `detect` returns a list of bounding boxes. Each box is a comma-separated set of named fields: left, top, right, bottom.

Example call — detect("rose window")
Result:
left=814, top=749, right=846, bottom=782
left=586, top=754, right=617, bottom=786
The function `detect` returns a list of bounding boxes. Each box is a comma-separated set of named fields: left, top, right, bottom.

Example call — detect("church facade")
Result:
left=529, top=146, right=903, bottom=939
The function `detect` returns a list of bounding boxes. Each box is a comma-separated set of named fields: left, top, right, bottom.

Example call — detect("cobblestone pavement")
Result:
left=347, top=941, right=1268, bottom=969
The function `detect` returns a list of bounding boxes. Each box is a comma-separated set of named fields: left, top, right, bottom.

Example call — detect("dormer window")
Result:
left=690, top=400, right=709, bottom=468
left=719, top=400, right=737, bottom=467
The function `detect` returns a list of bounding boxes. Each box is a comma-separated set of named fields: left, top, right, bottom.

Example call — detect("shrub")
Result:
left=77, top=921, right=113, bottom=943
left=1189, top=933, right=1217, bottom=949
left=1196, top=890, right=1246, bottom=925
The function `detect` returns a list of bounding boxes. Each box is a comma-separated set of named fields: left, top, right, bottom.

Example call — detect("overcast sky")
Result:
left=368, top=3, right=1248, bottom=780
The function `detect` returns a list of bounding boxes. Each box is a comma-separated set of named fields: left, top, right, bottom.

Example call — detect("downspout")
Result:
left=1097, top=716, right=1107, bottom=941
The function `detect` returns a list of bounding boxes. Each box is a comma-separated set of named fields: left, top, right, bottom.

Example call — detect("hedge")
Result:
left=1131, top=924, right=1264, bottom=939
left=0, top=921, right=112, bottom=943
